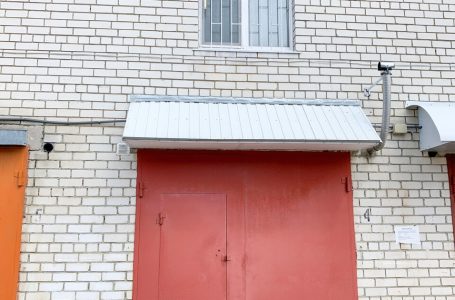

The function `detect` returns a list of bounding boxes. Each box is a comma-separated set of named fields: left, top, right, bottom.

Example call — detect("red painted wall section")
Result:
left=134, top=150, right=358, bottom=300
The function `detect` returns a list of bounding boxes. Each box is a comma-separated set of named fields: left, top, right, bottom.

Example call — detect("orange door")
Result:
left=134, top=150, right=357, bottom=300
left=448, top=155, right=455, bottom=240
left=0, top=147, right=28, bottom=300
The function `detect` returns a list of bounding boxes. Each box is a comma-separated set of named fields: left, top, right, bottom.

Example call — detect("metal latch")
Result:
left=138, top=181, right=144, bottom=198
left=341, top=176, right=352, bottom=193
left=157, top=212, right=167, bottom=225
left=15, top=171, right=26, bottom=187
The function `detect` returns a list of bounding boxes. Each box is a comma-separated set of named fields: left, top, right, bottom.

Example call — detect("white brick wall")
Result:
left=1, top=0, right=454, bottom=299
left=17, top=124, right=135, bottom=300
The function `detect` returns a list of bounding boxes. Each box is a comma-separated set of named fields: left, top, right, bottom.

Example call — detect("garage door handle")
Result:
left=223, top=255, right=231, bottom=262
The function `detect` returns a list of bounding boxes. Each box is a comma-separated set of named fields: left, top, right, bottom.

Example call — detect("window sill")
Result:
left=194, top=47, right=300, bottom=58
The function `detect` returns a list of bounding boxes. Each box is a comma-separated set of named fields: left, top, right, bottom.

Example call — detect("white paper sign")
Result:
left=395, top=226, right=421, bottom=245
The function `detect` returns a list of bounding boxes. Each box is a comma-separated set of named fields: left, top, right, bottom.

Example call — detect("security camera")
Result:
left=378, top=62, right=395, bottom=71
left=43, top=142, right=54, bottom=153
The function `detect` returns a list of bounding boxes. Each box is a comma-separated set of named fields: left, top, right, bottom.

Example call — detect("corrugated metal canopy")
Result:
left=123, top=96, right=380, bottom=151
left=406, top=101, right=455, bottom=153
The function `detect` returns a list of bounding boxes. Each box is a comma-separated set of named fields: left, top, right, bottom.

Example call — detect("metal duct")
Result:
left=368, top=63, right=394, bottom=154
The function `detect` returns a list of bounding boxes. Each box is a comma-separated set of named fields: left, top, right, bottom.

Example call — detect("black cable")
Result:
left=0, top=117, right=421, bottom=129
left=1, top=49, right=455, bottom=70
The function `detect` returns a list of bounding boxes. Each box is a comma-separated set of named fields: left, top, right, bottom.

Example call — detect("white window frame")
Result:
left=199, top=0, right=293, bottom=52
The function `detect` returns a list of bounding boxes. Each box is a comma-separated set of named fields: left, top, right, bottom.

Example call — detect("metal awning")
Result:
left=0, top=130, right=27, bottom=146
left=123, top=96, right=380, bottom=151
left=406, top=101, right=455, bottom=153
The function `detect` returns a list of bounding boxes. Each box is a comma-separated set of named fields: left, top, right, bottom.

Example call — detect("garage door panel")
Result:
left=261, top=152, right=354, bottom=300
left=244, top=153, right=355, bottom=300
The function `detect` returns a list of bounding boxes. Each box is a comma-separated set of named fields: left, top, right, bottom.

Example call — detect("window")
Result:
left=202, top=0, right=291, bottom=49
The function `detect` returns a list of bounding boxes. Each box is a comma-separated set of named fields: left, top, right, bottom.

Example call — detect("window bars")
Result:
left=249, top=0, right=289, bottom=47
left=202, top=0, right=289, bottom=48
left=203, top=0, right=241, bottom=45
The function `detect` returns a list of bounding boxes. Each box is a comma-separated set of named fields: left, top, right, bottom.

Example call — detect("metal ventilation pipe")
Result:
left=367, top=62, right=394, bottom=154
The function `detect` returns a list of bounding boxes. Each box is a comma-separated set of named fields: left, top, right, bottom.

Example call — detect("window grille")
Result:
left=202, top=0, right=290, bottom=48
left=203, top=0, right=241, bottom=46
left=249, top=0, right=289, bottom=47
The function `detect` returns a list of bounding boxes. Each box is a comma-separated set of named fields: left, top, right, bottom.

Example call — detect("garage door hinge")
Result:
left=138, top=181, right=144, bottom=198
left=342, top=176, right=352, bottom=193
left=15, top=171, right=25, bottom=187
left=157, top=212, right=166, bottom=226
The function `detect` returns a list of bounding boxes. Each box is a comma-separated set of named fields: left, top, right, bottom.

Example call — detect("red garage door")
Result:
left=448, top=155, right=455, bottom=240
left=134, top=150, right=358, bottom=300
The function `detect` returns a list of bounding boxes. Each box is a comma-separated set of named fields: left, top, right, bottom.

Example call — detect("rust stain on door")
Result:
left=0, top=147, right=28, bottom=300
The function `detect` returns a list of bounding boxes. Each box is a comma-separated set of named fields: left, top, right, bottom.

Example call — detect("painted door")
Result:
left=0, top=147, right=28, bottom=300
left=157, top=194, right=227, bottom=299
left=447, top=155, right=455, bottom=239
left=134, top=150, right=358, bottom=300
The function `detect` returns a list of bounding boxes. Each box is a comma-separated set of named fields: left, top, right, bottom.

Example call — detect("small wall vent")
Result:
left=116, top=142, right=130, bottom=155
